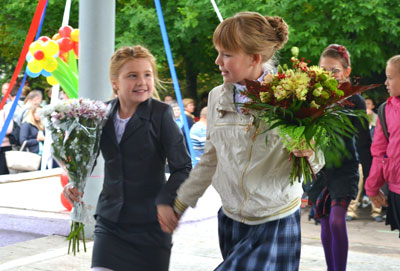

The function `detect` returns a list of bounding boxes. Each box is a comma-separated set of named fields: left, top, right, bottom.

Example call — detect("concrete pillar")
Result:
left=79, top=0, right=115, bottom=238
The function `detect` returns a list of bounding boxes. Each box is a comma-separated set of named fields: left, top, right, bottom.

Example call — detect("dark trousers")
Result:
left=0, top=146, right=12, bottom=175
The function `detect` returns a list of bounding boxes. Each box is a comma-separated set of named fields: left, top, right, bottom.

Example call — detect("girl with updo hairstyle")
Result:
left=307, top=44, right=374, bottom=271
left=63, top=45, right=192, bottom=271
left=158, top=11, right=324, bottom=271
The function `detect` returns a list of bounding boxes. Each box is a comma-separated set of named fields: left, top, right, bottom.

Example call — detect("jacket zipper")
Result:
left=238, top=125, right=259, bottom=223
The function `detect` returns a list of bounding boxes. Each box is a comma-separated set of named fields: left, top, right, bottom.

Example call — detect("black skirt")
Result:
left=91, top=216, right=172, bottom=271
left=386, top=190, right=400, bottom=238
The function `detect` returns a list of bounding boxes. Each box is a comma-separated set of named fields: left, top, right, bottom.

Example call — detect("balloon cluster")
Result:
left=26, top=25, right=79, bottom=98
left=60, top=172, right=72, bottom=211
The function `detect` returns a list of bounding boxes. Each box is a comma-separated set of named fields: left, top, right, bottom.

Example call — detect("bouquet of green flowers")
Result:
left=40, top=98, right=109, bottom=255
left=241, top=48, right=379, bottom=185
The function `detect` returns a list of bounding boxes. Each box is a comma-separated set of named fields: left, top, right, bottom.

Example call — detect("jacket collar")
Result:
left=216, top=83, right=237, bottom=114
left=104, top=98, right=154, bottom=145
left=388, top=96, right=400, bottom=108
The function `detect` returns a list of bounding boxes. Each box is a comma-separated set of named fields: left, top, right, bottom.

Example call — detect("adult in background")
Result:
left=182, top=98, right=195, bottom=127
left=19, top=105, right=45, bottom=155
left=0, top=98, right=14, bottom=174
left=13, top=90, right=43, bottom=126
left=1, top=82, right=11, bottom=104
left=190, top=106, right=207, bottom=167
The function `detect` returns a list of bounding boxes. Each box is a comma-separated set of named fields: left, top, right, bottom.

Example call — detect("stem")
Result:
left=81, top=224, right=87, bottom=252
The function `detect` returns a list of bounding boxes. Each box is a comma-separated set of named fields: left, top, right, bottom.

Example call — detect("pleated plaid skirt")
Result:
left=215, top=208, right=301, bottom=271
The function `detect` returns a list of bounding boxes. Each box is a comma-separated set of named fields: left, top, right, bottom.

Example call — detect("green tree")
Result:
left=1, top=0, right=399, bottom=104
left=0, top=0, right=79, bottom=89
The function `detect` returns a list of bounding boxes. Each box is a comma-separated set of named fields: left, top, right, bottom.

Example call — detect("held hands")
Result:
left=157, top=204, right=180, bottom=234
left=63, top=183, right=82, bottom=205
left=369, top=190, right=388, bottom=208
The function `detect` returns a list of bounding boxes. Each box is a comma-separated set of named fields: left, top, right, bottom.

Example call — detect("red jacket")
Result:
left=365, top=96, right=400, bottom=196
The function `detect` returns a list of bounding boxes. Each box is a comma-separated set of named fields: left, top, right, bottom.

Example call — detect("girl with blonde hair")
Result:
left=19, top=105, right=45, bottom=154
left=64, top=45, right=191, bottom=271
left=158, top=11, right=324, bottom=271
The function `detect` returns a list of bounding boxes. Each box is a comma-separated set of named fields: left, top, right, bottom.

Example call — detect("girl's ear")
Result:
left=111, top=81, right=118, bottom=92
left=252, top=54, right=262, bottom=66
left=344, top=66, right=352, bottom=78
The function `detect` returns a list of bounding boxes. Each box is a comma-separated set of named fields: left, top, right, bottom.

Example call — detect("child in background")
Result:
left=308, top=44, right=373, bottom=271
left=365, top=97, right=378, bottom=137
left=365, top=55, right=400, bottom=238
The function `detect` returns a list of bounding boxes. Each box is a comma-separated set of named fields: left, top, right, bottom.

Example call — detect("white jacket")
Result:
left=175, top=83, right=325, bottom=225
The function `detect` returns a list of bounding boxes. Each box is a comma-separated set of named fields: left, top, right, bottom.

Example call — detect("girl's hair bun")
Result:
left=266, top=16, right=289, bottom=50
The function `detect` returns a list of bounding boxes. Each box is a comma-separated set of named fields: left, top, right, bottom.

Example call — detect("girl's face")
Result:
left=112, top=58, right=154, bottom=107
left=385, top=63, right=400, bottom=97
left=33, top=110, right=40, bottom=121
left=319, top=56, right=351, bottom=83
left=215, top=46, right=261, bottom=85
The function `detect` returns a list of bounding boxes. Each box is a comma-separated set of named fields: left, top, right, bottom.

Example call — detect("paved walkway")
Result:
left=1, top=171, right=400, bottom=270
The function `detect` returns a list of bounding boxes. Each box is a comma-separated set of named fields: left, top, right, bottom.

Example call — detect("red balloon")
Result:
left=57, top=37, right=74, bottom=54
left=59, top=25, right=73, bottom=38
left=38, top=36, right=50, bottom=42
left=33, top=50, right=44, bottom=60
left=73, top=42, right=79, bottom=58
left=60, top=192, right=72, bottom=211
left=60, top=173, right=69, bottom=187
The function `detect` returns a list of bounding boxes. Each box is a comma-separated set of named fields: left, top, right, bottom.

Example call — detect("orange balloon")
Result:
left=60, top=173, right=69, bottom=187
left=52, top=33, right=61, bottom=41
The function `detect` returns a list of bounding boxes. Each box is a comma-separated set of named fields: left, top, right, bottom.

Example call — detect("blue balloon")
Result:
left=41, top=70, right=51, bottom=77
left=26, top=52, right=33, bottom=62
left=26, top=68, right=41, bottom=78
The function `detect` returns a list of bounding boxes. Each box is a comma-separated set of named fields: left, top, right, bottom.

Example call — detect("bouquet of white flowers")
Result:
left=40, top=98, right=109, bottom=255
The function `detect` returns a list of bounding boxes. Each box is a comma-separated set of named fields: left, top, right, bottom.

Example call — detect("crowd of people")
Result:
left=0, top=81, right=68, bottom=174
left=1, top=9, right=399, bottom=271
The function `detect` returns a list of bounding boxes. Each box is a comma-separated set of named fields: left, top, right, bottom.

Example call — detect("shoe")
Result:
left=362, top=196, right=371, bottom=208
left=346, top=215, right=354, bottom=221
left=373, top=216, right=384, bottom=222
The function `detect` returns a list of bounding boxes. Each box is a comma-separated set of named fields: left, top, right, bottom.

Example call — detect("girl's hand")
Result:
left=292, top=149, right=314, bottom=158
left=63, top=183, right=82, bottom=205
left=369, top=190, right=388, bottom=208
left=157, top=204, right=180, bottom=234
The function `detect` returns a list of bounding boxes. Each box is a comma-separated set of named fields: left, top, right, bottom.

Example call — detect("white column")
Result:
left=79, top=0, right=115, bottom=238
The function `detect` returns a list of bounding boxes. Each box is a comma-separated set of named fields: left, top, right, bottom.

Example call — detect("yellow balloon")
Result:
left=27, top=59, right=43, bottom=73
left=43, top=40, right=59, bottom=57
left=28, top=41, right=44, bottom=55
left=46, top=76, right=59, bottom=86
left=71, top=29, right=79, bottom=42
left=43, top=57, right=58, bottom=72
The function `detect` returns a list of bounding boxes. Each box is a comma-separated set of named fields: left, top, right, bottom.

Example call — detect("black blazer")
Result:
left=95, top=98, right=192, bottom=223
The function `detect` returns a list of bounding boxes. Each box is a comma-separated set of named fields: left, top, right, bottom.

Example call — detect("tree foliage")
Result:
left=1, top=0, right=399, bottom=104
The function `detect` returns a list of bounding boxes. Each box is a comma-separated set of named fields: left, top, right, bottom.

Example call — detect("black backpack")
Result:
left=7, top=121, right=20, bottom=146
left=377, top=101, right=389, bottom=140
